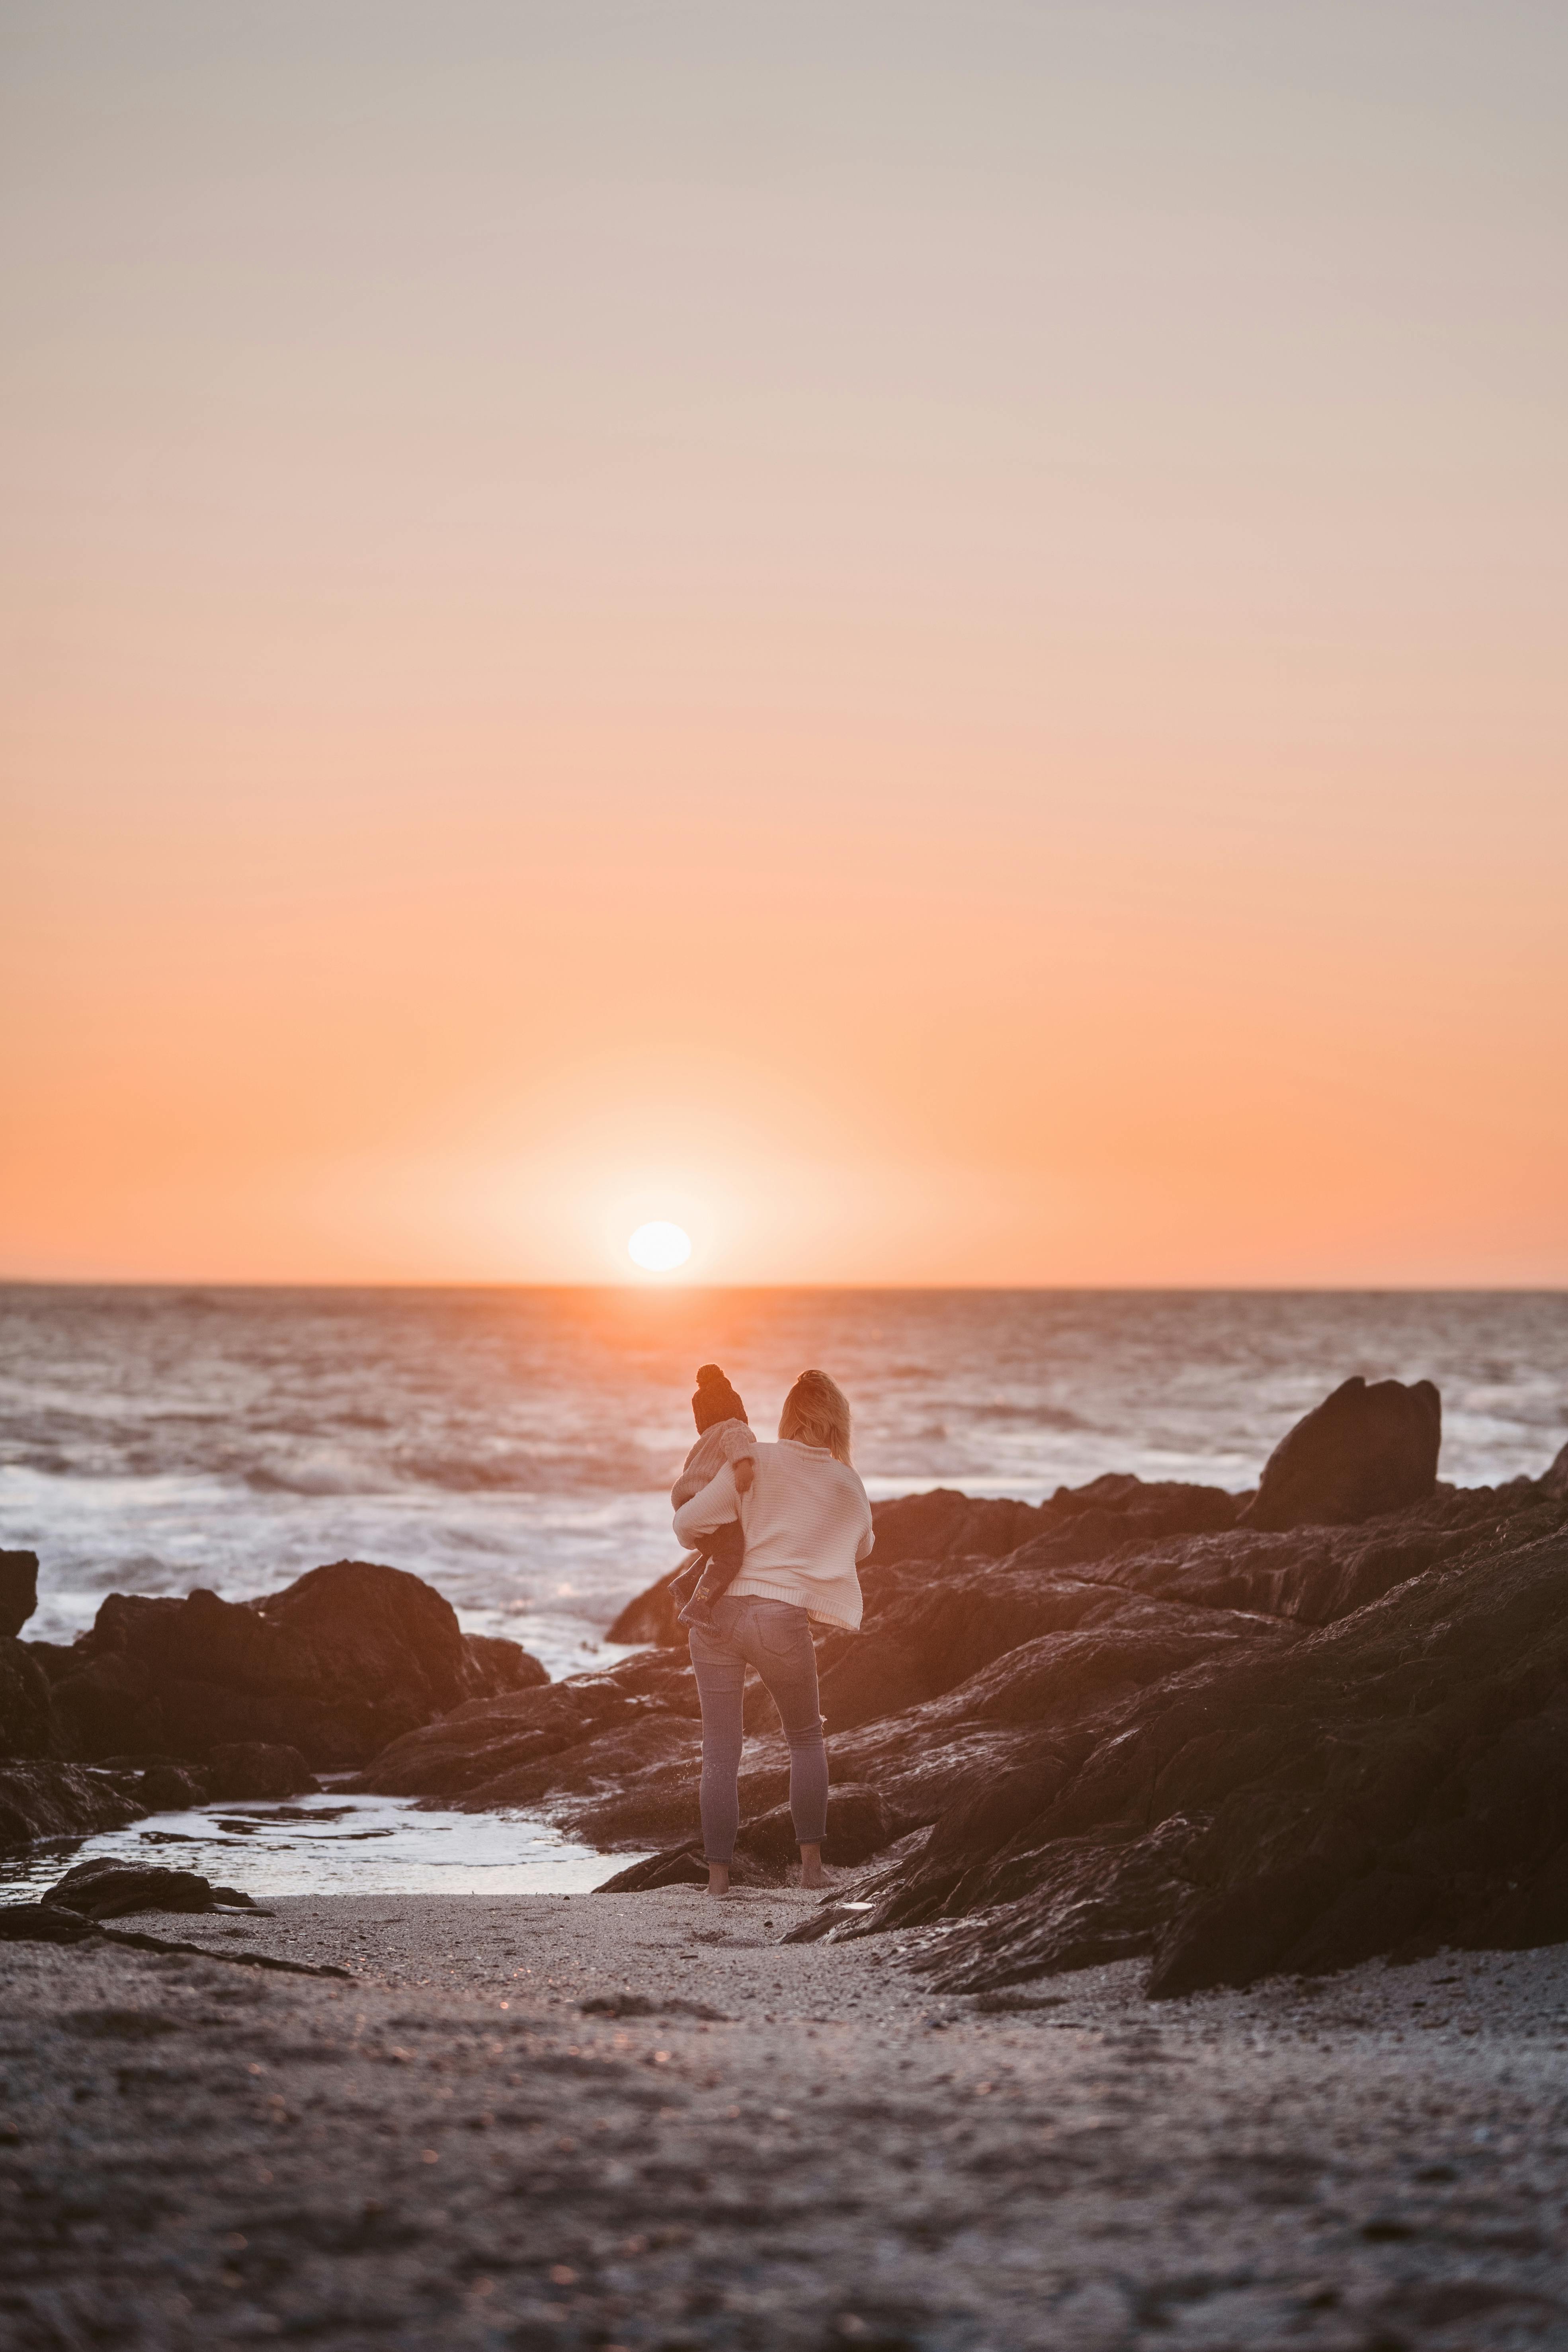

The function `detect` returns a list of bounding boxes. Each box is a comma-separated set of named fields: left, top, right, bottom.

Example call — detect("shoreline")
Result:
left=4, top=1889, right=1566, bottom=2348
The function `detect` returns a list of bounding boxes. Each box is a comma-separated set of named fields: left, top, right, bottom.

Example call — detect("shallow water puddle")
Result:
left=0, top=1787, right=646, bottom=1903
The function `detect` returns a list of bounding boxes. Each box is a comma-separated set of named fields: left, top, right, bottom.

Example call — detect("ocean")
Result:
left=4, top=1285, right=1565, bottom=1670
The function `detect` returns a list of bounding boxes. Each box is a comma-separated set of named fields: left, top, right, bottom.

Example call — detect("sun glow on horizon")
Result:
left=627, top=1221, right=693, bottom=1275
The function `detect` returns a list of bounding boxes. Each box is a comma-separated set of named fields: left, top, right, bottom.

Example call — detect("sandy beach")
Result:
left=4, top=1884, right=1567, bottom=2350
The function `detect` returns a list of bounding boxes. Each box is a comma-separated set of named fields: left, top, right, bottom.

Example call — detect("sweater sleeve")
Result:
left=672, top=1461, right=740, bottom=1545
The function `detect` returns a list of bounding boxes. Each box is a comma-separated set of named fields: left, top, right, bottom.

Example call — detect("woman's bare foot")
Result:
left=799, top=1842, right=827, bottom=1890
left=706, top=1862, right=731, bottom=1897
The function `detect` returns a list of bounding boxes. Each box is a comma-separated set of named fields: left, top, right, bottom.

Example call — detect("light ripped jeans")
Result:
left=687, top=1595, right=828, bottom=1866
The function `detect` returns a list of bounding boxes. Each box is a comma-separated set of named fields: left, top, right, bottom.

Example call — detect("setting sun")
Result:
left=627, top=1221, right=693, bottom=1274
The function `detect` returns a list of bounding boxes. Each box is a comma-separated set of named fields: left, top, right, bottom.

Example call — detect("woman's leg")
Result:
left=746, top=1606, right=829, bottom=1881
left=687, top=1616, right=746, bottom=1893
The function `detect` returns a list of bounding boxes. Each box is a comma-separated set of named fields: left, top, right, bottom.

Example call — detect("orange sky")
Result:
left=3, top=3, right=1565, bottom=1285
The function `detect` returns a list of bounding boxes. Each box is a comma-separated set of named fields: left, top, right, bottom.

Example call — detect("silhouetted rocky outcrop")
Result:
left=0, top=1550, right=38, bottom=1639
left=18, top=1561, right=547, bottom=1771
left=1240, top=1374, right=1441, bottom=1530
left=820, top=1478, right=1568, bottom=1998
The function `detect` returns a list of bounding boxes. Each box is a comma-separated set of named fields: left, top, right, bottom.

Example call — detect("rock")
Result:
left=735, top=1782, right=893, bottom=1870
left=865, top=1490, right=1055, bottom=1567
left=817, top=1631, right=945, bottom=1733
left=355, top=1675, right=644, bottom=1798
left=1543, top=1440, right=1568, bottom=1502
left=136, top=1761, right=211, bottom=1809
left=0, top=1549, right=39, bottom=1637
left=49, top=1651, right=156, bottom=1759
left=0, top=1761, right=146, bottom=1846
left=463, top=1633, right=550, bottom=1695
left=1240, top=1375, right=1441, bottom=1531
left=21, top=1638, right=83, bottom=1682
left=205, top=1742, right=318, bottom=1800
left=449, top=1713, right=702, bottom=1839
left=595, top=1846, right=709, bottom=1891
left=49, top=1560, right=550, bottom=1770
left=0, top=1634, right=60, bottom=1760
left=836, top=1483, right=1568, bottom=1998
left=44, top=1858, right=258, bottom=1918
left=606, top=1570, right=686, bottom=1649
left=0, top=1903, right=99, bottom=1945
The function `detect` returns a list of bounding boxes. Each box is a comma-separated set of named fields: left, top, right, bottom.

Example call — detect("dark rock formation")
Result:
left=0, top=1761, right=146, bottom=1846
left=44, top=1858, right=259, bottom=1918
left=736, top=1782, right=892, bottom=1870
left=136, top=1761, right=211, bottom=1809
left=0, top=1549, right=39, bottom=1638
left=595, top=1846, right=710, bottom=1891
left=0, top=1634, right=60, bottom=1760
left=1543, top=1440, right=1568, bottom=1503
left=605, top=1574, right=686, bottom=1648
left=206, top=1742, right=318, bottom=1800
left=1241, top=1375, right=1441, bottom=1530
left=41, top=1559, right=547, bottom=1770
left=828, top=1481, right=1568, bottom=1997
left=0, top=1901, right=98, bottom=1944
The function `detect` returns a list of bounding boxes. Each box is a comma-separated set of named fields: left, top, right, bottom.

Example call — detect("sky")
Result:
left=2, top=1, right=1564, bottom=1286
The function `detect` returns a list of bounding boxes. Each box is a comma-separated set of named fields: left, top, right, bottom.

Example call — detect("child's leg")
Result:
left=693, top=1518, right=745, bottom=1602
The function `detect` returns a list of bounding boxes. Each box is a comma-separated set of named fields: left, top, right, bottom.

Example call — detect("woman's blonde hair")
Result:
left=778, top=1369, right=853, bottom=1465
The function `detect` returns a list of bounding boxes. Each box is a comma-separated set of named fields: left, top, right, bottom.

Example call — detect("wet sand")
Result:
left=3, top=1887, right=1566, bottom=2349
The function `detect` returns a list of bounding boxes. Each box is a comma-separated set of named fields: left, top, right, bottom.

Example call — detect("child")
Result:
left=670, top=1364, right=756, bottom=1631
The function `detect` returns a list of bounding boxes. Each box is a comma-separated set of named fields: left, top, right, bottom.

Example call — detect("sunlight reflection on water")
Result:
left=0, top=1787, right=643, bottom=1907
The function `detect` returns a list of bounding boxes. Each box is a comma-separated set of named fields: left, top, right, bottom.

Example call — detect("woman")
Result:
left=672, top=1368, right=873, bottom=1896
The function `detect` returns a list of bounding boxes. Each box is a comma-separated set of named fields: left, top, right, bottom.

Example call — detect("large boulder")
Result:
left=1241, top=1375, right=1441, bottom=1531
left=0, top=1550, right=38, bottom=1638
left=47, top=1561, right=548, bottom=1770
left=0, top=1635, right=59, bottom=1760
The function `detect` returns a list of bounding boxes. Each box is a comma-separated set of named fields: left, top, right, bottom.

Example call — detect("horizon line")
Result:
left=2, top=1277, right=1564, bottom=1298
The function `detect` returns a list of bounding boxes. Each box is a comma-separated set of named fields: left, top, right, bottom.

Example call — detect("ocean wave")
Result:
left=972, top=1402, right=1088, bottom=1430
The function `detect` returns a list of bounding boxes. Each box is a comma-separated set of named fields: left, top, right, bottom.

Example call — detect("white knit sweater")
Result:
left=671, top=1438, right=873, bottom=1633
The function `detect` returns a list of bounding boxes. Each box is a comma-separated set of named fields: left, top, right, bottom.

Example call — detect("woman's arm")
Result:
left=672, top=1461, right=740, bottom=1545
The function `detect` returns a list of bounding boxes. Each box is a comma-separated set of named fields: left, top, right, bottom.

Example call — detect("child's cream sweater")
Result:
left=671, top=1418, right=758, bottom=1514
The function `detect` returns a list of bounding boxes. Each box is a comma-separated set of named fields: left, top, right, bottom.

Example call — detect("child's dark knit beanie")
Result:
left=693, top=1363, right=747, bottom=1433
